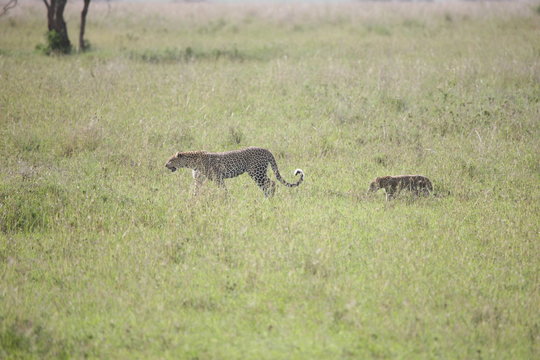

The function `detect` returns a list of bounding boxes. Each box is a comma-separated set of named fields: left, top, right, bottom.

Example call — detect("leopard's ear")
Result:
left=175, top=152, right=182, bottom=158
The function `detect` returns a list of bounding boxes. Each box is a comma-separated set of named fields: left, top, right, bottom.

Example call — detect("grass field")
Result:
left=1, top=1, right=539, bottom=358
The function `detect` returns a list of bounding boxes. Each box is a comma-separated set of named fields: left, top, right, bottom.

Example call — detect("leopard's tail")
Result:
left=269, top=156, right=304, bottom=187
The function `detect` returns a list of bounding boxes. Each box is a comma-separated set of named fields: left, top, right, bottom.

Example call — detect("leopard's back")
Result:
left=207, top=147, right=273, bottom=179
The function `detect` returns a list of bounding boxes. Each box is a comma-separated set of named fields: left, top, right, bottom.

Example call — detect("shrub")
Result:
left=129, top=46, right=250, bottom=64
left=35, top=30, right=71, bottom=55
left=227, top=126, right=244, bottom=145
left=0, top=181, right=66, bottom=233
left=0, top=318, right=70, bottom=359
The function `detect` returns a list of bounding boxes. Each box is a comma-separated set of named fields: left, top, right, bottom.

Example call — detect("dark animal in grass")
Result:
left=368, top=175, right=433, bottom=200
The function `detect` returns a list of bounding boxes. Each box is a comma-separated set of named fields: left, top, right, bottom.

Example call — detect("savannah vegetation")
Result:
left=1, top=1, right=539, bottom=358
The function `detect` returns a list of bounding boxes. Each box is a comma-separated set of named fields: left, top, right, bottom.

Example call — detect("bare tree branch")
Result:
left=42, top=0, right=49, bottom=11
left=79, top=0, right=91, bottom=51
left=0, top=0, right=18, bottom=17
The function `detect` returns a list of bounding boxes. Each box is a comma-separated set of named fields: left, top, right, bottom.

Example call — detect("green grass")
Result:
left=1, top=1, right=539, bottom=359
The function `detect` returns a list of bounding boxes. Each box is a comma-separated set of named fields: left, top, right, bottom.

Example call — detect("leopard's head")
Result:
left=368, top=178, right=382, bottom=192
left=165, top=152, right=187, bottom=172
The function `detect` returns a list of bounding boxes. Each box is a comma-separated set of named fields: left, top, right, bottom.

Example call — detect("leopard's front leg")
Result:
left=192, top=170, right=206, bottom=196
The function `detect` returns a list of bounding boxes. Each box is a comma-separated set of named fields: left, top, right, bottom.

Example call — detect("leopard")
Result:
left=165, top=146, right=304, bottom=197
left=368, top=175, right=433, bottom=201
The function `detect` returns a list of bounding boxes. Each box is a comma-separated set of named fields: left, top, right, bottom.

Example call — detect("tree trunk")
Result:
left=79, top=0, right=90, bottom=51
left=43, top=0, right=71, bottom=53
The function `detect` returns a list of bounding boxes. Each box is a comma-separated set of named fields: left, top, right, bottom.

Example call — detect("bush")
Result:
left=0, top=318, right=70, bottom=359
left=129, top=46, right=250, bottom=64
left=35, top=30, right=71, bottom=55
left=0, top=181, right=66, bottom=233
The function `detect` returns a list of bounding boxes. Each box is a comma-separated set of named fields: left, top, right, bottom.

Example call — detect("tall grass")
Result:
left=1, top=1, right=539, bottom=359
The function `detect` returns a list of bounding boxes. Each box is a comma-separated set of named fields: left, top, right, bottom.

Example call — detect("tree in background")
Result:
left=43, top=0, right=71, bottom=53
left=79, top=0, right=90, bottom=51
left=40, top=0, right=91, bottom=54
left=0, top=0, right=18, bottom=17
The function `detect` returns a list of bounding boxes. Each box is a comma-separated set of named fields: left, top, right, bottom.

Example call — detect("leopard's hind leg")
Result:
left=248, top=166, right=275, bottom=198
